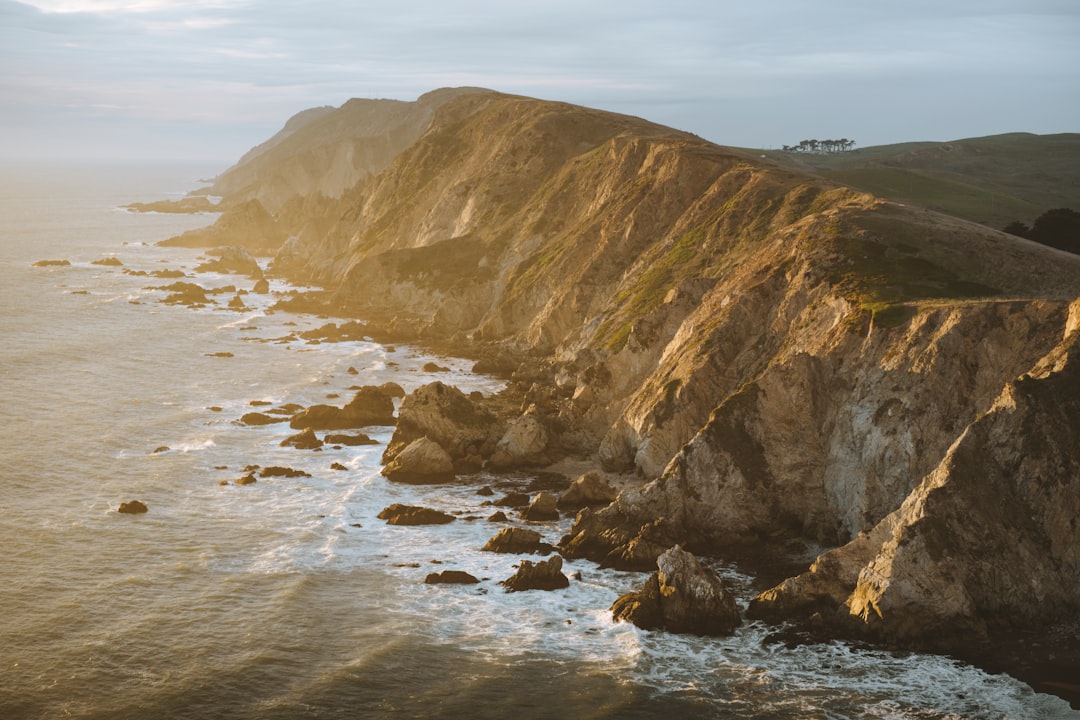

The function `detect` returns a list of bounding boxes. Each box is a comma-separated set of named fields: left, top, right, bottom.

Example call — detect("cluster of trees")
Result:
left=781, top=139, right=856, bottom=154
left=1004, top=208, right=1080, bottom=255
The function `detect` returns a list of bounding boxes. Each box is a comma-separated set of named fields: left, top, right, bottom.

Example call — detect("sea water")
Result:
left=0, top=162, right=1075, bottom=720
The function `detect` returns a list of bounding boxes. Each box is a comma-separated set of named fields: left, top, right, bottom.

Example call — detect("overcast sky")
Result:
left=2, top=0, right=1078, bottom=165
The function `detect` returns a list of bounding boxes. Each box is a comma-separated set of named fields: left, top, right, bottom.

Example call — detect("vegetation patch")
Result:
left=596, top=226, right=707, bottom=351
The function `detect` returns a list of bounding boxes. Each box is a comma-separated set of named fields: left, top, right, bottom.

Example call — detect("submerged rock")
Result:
left=117, top=500, right=148, bottom=514
left=500, top=555, right=569, bottom=592
left=259, top=466, right=311, bottom=478
left=377, top=504, right=456, bottom=526
left=611, top=545, right=741, bottom=636
left=323, top=432, right=378, bottom=446
left=32, top=259, right=70, bottom=267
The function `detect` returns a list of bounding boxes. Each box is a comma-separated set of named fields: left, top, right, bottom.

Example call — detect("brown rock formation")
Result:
left=382, top=382, right=503, bottom=466
left=117, top=500, right=149, bottom=514
left=377, top=504, right=456, bottom=526
left=481, top=527, right=555, bottom=555
left=611, top=545, right=741, bottom=636
left=556, top=471, right=618, bottom=511
left=289, top=385, right=396, bottom=430
left=521, top=491, right=559, bottom=521
left=425, top=570, right=480, bottom=585
left=280, top=427, right=323, bottom=450
left=500, top=555, right=569, bottom=592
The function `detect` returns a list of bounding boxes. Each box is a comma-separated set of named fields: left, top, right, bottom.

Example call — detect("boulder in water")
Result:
left=280, top=427, right=323, bottom=450
left=500, top=555, right=569, bottom=592
left=377, top=503, right=456, bottom=526
left=481, top=527, right=555, bottom=555
left=117, top=500, right=148, bottom=514
left=611, top=545, right=741, bottom=636
left=323, top=432, right=378, bottom=446
left=425, top=570, right=480, bottom=585
left=239, top=411, right=289, bottom=426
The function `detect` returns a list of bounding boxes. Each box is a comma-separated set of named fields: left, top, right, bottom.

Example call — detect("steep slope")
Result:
left=194, top=89, right=1080, bottom=698
left=206, top=87, right=490, bottom=214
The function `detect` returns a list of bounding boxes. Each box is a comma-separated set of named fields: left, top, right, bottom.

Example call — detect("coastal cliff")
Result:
left=169, top=88, right=1080, bottom=697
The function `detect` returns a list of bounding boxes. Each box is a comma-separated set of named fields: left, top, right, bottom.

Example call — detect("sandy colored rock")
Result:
left=382, top=382, right=503, bottom=465
left=381, top=437, right=455, bottom=484
left=557, top=471, right=617, bottom=510
left=488, top=413, right=549, bottom=470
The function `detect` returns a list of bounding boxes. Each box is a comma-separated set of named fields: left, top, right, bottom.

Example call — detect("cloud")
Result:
left=1, top=0, right=1078, bottom=161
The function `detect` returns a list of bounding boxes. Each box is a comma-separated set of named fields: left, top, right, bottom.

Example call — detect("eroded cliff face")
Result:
left=197, top=88, right=1080, bottom=669
left=750, top=301, right=1080, bottom=647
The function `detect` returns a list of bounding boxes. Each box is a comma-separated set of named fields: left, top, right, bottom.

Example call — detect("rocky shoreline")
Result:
left=131, top=87, right=1080, bottom=708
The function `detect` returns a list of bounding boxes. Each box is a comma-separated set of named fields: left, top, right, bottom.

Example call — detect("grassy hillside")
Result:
left=756, top=132, right=1080, bottom=229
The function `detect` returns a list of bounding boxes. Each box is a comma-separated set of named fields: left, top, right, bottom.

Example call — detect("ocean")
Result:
left=0, top=162, right=1074, bottom=720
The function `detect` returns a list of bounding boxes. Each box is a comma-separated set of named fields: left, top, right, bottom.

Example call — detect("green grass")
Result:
left=596, top=227, right=706, bottom=351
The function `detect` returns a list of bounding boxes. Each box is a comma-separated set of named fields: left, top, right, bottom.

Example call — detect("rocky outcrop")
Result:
left=500, top=555, right=569, bottom=592
left=117, top=500, right=148, bottom=514
left=159, top=199, right=287, bottom=253
left=488, top=413, right=550, bottom=470
left=521, top=491, right=559, bottom=521
left=611, top=545, right=741, bottom=636
left=194, top=246, right=264, bottom=278
left=280, top=427, right=323, bottom=449
left=380, top=437, right=455, bottom=484
left=377, top=504, right=456, bottom=526
left=557, top=471, right=618, bottom=511
left=382, top=382, right=503, bottom=467
left=481, top=527, right=555, bottom=555
left=289, top=386, right=396, bottom=429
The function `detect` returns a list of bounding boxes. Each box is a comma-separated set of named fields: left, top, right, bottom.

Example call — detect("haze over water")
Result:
left=0, top=163, right=1074, bottom=719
